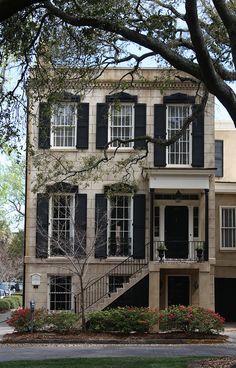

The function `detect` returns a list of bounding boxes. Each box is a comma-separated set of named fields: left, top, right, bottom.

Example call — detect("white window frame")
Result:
left=51, top=102, right=77, bottom=148
left=166, top=104, right=192, bottom=167
left=107, top=195, right=133, bottom=257
left=48, top=275, right=73, bottom=311
left=108, top=103, right=134, bottom=148
left=220, top=206, right=236, bottom=249
left=49, top=193, right=75, bottom=257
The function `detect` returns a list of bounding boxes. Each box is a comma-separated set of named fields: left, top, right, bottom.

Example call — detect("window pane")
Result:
left=108, top=195, right=132, bottom=256
left=167, top=105, right=191, bottom=165
left=221, top=208, right=236, bottom=248
left=110, top=104, right=133, bottom=147
left=50, top=276, right=72, bottom=310
left=51, top=103, right=76, bottom=147
left=50, top=194, right=74, bottom=256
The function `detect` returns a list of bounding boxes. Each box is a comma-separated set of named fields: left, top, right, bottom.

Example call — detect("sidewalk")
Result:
left=0, top=311, right=14, bottom=340
left=223, top=323, right=236, bottom=343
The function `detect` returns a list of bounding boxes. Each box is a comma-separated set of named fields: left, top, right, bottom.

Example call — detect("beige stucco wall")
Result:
left=215, top=126, right=236, bottom=182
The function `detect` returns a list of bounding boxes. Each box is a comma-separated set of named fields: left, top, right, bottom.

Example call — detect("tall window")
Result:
left=49, top=194, right=74, bottom=256
left=109, top=104, right=134, bottom=147
left=167, top=105, right=191, bottom=165
left=49, top=276, right=72, bottom=310
left=108, top=196, right=132, bottom=256
left=51, top=103, right=77, bottom=147
left=221, top=207, right=236, bottom=248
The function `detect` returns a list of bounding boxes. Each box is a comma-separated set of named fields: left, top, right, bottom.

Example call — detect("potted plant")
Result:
left=157, top=242, right=167, bottom=262
left=195, top=242, right=204, bottom=262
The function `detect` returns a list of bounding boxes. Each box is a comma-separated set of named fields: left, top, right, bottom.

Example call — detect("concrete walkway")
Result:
left=0, top=311, right=14, bottom=341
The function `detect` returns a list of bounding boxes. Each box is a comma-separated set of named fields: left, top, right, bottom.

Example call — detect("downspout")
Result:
left=204, top=189, right=209, bottom=261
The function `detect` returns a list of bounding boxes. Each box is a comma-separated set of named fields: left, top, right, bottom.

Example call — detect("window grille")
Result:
left=108, top=195, right=132, bottom=256
left=167, top=105, right=191, bottom=165
left=109, top=104, right=134, bottom=147
left=51, top=103, right=77, bottom=147
left=221, top=207, right=236, bottom=248
left=49, top=276, right=72, bottom=310
left=50, top=194, right=74, bottom=256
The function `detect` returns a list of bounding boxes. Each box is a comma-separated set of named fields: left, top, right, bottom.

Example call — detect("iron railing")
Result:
left=76, top=243, right=149, bottom=313
left=154, top=240, right=206, bottom=262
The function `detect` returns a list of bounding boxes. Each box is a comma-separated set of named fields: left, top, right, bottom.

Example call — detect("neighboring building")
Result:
left=215, top=120, right=236, bottom=321
left=25, top=68, right=220, bottom=318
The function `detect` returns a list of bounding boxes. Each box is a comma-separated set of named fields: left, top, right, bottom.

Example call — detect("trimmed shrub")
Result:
left=88, top=307, right=158, bottom=333
left=46, top=311, right=80, bottom=333
left=10, top=295, right=23, bottom=307
left=159, top=305, right=224, bottom=334
left=0, top=299, right=10, bottom=312
left=7, top=308, right=47, bottom=332
left=3, top=297, right=18, bottom=309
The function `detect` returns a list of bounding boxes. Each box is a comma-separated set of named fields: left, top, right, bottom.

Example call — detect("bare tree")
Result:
left=37, top=199, right=107, bottom=331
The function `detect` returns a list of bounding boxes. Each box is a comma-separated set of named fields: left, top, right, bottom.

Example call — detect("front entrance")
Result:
left=168, top=276, right=190, bottom=306
left=165, top=206, right=188, bottom=258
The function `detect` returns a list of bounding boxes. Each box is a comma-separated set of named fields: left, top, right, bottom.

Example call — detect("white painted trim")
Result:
left=47, top=275, right=74, bottom=311
left=166, top=104, right=192, bottom=167
left=50, top=102, right=77, bottom=149
left=107, top=195, right=133, bottom=257
left=48, top=193, right=75, bottom=257
left=219, top=206, right=236, bottom=250
left=149, top=175, right=209, bottom=189
left=215, top=182, right=236, bottom=193
left=108, top=103, right=135, bottom=148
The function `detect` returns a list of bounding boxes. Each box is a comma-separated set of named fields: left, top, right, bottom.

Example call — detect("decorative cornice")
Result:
left=80, top=80, right=197, bottom=90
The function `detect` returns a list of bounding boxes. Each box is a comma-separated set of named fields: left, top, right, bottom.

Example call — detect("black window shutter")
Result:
left=95, top=194, right=107, bottom=258
left=74, top=193, right=87, bottom=256
left=38, top=102, right=51, bottom=149
left=96, top=104, right=108, bottom=149
left=133, top=194, right=146, bottom=259
left=134, top=104, right=146, bottom=149
left=192, top=106, right=204, bottom=167
left=36, top=193, right=49, bottom=258
left=154, top=104, right=166, bottom=167
left=215, top=140, right=223, bottom=177
left=76, top=103, right=89, bottom=149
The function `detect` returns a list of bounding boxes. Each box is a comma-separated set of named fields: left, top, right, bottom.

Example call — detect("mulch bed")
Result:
left=189, top=357, right=236, bottom=368
left=2, top=331, right=227, bottom=344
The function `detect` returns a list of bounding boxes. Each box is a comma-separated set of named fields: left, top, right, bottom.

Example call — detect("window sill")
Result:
left=50, top=147, right=78, bottom=151
left=219, top=248, right=236, bottom=251
left=107, top=147, right=134, bottom=153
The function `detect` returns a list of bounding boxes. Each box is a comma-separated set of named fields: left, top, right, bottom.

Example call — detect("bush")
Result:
left=7, top=308, right=80, bottom=333
left=10, top=295, right=23, bottom=307
left=3, top=297, right=19, bottom=309
left=88, top=307, right=158, bottom=333
left=7, top=308, right=47, bottom=332
left=46, top=311, right=80, bottom=333
left=0, top=299, right=10, bottom=312
left=159, top=305, right=224, bottom=334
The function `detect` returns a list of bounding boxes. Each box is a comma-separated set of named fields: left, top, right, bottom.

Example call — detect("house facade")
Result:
left=214, top=121, right=236, bottom=321
left=25, top=68, right=219, bottom=317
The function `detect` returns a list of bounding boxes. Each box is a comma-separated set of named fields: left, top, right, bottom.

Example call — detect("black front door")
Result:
left=165, top=206, right=188, bottom=259
left=168, top=276, right=190, bottom=306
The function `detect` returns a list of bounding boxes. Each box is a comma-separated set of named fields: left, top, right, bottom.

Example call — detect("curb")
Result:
left=1, top=338, right=227, bottom=345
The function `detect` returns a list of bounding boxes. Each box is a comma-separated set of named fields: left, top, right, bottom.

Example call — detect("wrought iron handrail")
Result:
left=76, top=242, right=150, bottom=313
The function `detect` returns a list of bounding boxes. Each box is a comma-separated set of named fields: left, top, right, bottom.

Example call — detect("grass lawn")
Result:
left=0, top=357, right=203, bottom=368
